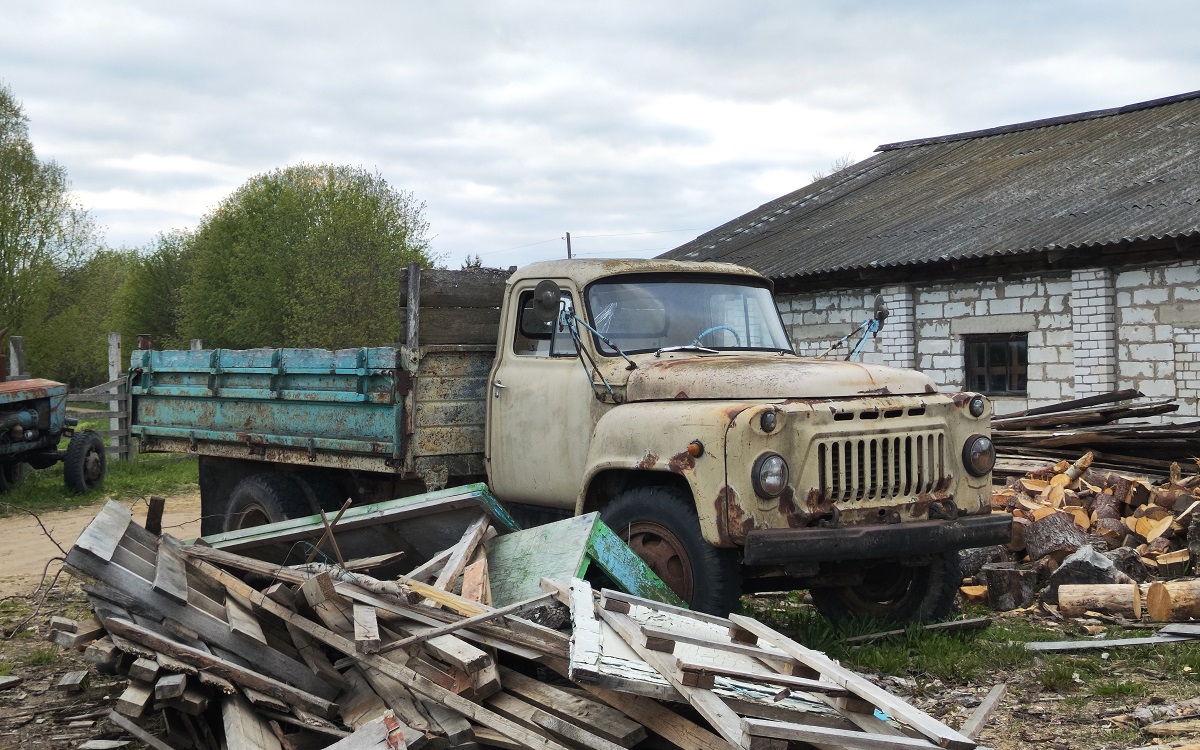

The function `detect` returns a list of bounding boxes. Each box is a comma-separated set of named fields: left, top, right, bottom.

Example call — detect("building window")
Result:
left=964, top=333, right=1027, bottom=395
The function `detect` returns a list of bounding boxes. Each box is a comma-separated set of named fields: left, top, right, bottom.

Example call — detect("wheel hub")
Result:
left=84, top=450, right=103, bottom=483
left=619, top=521, right=694, bottom=602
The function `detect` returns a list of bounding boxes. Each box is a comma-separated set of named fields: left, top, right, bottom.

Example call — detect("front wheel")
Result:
left=601, top=486, right=742, bottom=616
left=809, top=551, right=961, bottom=625
left=64, top=431, right=107, bottom=493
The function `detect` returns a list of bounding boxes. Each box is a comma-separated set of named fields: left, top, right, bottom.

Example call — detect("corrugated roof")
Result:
left=661, top=90, right=1200, bottom=280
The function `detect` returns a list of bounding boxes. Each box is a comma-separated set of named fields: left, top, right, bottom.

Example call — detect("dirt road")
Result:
left=0, top=492, right=203, bottom=597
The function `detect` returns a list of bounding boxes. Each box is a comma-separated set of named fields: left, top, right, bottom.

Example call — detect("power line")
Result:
left=477, top=227, right=703, bottom=257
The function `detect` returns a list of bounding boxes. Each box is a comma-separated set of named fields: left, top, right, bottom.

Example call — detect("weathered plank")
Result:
left=743, top=718, right=940, bottom=750
left=107, top=709, right=175, bottom=750
left=74, top=500, right=133, bottom=562
left=154, top=672, right=187, bottom=701
left=115, top=681, right=154, bottom=717
left=222, top=689, right=283, bottom=750
left=592, top=583, right=749, bottom=749
left=189, top=555, right=574, bottom=750
left=959, top=683, right=1006, bottom=740
left=426, top=513, right=492, bottom=604
left=354, top=603, right=382, bottom=654
left=151, top=536, right=189, bottom=604
left=485, top=690, right=627, bottom=750
left=498, top=665, right=646, bottom=748
left=103, top=616, right=339, bottom=718
left=67, top=544, right=335, bottom=700
left=56, top=670, right=89, bottom=693
left=728, top=614, right=974, bottom=750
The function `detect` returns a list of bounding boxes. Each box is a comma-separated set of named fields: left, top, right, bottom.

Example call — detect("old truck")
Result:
left=129, top=259, right=1009, bottom=620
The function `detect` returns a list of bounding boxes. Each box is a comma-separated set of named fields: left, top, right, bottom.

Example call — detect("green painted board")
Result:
left=201, top=483, right=520, bottom=551
left=484, top=512, right=685, bottom=608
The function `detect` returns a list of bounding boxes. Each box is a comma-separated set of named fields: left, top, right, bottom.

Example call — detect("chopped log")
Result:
left=1007, top=515, right=1030, bottom=552
left=1042, top=546, right=1134, bottom=604
left=1146, top=582, right=1172, bottom=622
left=981, top=563, right=1037, bottom=611
left=1026, top=512, right=1087, bottom=561
left=1058, top=583, right=1142, bottom=618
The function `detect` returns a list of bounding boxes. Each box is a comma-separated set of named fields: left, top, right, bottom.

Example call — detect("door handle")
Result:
left=493, top=379, right=506, bottom=397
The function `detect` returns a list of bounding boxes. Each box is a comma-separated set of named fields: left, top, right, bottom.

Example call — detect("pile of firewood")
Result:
left=992, top=389, right=1200, bottom=481
left=991, top=452, right=1200, bottom=574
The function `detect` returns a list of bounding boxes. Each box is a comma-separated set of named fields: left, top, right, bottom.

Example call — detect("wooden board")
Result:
left=74, top=500, right=133, bottom=563
left=486, top=513, right=683, bottom=608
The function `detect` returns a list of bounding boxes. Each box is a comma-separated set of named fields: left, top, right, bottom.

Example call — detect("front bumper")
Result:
left=742, top=513, right=1013, bottom=566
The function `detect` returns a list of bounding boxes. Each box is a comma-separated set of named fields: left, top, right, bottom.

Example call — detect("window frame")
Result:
left=963, top=332, right=1028, bottom=396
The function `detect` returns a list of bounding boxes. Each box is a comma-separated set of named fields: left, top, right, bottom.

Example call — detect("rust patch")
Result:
left=637, top=451, right=659, bottom=470
left=858, top=386, right=892, bottom=396
left=674, top=391, right=689, bottom=399
left=951, top=392, right=972, bottom=406
left=713, top=485, right=743, bottom=546
left=925, top=383, right=937, bottom=394
left=667, top=450, right=695, bottom=473
left=777, top=486, right=809, bottom=528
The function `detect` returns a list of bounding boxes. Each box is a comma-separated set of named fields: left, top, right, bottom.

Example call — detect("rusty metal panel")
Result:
left=411, top=349, right=488, bottom=459
left=131, top=347, right=405, bottom=465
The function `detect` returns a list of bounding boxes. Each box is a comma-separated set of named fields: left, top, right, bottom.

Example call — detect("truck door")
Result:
left=486, top=282, right=594, bottom=507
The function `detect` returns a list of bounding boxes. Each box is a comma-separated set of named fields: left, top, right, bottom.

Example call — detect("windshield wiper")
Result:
left=654, top=344, right=719, bottom=357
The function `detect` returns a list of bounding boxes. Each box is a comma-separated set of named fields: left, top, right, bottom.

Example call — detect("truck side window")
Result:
left=513, top=290, right=578, bottom=358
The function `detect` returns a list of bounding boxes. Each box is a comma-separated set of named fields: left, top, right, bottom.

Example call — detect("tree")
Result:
left=182, top=164, right=434, bottom=349
left=113, top=230, right=192, bottom=350
left=0, top=84, right=96, bottom=342
left=810, top=154, right=857, bottom=184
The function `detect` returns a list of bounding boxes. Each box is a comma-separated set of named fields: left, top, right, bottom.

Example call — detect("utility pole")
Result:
left=565, top=231, right=573, bottom=259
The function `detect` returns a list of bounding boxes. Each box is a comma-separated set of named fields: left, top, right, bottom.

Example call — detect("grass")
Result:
left=0, top=410, right=198, bottom=515
left=22, top=646, right=57, bottom=667
left=740, top=595, right=1200, bottom=688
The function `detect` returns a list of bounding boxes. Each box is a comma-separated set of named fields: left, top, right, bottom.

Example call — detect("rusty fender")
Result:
left=577, top=399, right=751, bottom=546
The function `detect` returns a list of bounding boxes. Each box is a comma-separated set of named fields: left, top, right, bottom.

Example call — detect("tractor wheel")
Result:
left=64, top=431, right=107, bottom=493
left=601, top=486, right=742, bottom=616
left=222, top=474, right=308, bottom=532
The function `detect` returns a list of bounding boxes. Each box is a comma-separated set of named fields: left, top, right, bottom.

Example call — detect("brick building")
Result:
left=662, top=91, right=1200, bottom=416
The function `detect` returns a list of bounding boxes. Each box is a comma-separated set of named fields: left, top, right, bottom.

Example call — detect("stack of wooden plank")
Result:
left=991, top=389, right=1200, bottom=481
left=991, top=452, right=1200, bottom=576
left=60, top=498, right=979, bottom=750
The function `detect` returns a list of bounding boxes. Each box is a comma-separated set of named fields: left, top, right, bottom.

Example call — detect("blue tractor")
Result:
left=0, top=377, right=107, bottom=493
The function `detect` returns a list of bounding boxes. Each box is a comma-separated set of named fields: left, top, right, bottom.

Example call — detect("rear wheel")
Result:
left=223, top=474, right=308, bottom=532
left=810, top=551, right=961, bottom=625
left=601, top=486, right=741, bottom=616
left=64, top=431, right=107, bottom=493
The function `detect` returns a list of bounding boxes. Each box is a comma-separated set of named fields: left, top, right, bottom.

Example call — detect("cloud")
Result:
left=3, top=1, right=1200, bottom=265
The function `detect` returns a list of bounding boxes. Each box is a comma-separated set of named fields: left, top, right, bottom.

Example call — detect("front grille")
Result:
left=816, top=431, right=945, bottom=503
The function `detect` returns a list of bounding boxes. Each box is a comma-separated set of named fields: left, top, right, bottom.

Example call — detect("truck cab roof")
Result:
left=508, top=258, right=769, bottom=288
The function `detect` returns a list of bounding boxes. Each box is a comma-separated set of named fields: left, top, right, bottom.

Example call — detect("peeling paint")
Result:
left=638, top=451, right=659, bottom=470
left=667, top=450, right=695, bottom=473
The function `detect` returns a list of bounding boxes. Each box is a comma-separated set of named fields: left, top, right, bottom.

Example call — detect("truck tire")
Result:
left=809, top=551, right=961, bottom=625
left=223, top=474, right=308, bottom=532
left=601, top=486, right=742, bottom=616
left=64, top=431, right=107, bottom=493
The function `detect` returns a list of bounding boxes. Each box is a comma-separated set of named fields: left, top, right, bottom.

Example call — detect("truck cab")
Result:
left=485, top=260, right=1007, bottom=619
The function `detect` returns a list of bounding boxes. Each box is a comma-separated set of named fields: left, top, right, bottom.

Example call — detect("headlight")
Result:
left=760, top=411, right=777, bottom=433
left=753, top=453, right=789, bottom=498
left=962, top=434, right=995, bottom=477
left=968, top=395, right=986, bottom=418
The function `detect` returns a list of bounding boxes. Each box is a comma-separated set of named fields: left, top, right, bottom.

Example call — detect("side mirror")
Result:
left=872, top=296, right=889, bottom=330
left=531, top=279, right=563, bottom=323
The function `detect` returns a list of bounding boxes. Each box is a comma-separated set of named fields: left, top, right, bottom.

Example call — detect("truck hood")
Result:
left=623, top=355, right=939, bottom=402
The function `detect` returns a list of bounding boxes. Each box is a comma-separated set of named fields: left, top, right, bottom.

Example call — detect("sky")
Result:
left=2, top=1, right=1200, bottom=269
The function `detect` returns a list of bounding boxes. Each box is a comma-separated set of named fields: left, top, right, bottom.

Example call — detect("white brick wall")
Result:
left=773, top=259, right=1199, bottom=416
left=1071, top=268, right=1116, bottom=399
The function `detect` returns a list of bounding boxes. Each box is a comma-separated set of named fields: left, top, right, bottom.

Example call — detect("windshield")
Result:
left=585, top=275, right=793, bottom=355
